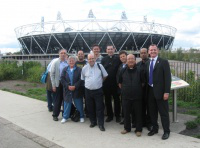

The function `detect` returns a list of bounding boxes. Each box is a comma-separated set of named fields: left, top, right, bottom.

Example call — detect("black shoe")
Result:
left=99, top=125, right=105, bottom=131
left=105, top=117, right=113, bottom=122
left=48, top=108, right=53, bottom=112
left=53, top=117, right=58, bottom=121
left=120, top=119, right=124, bottom=125
left=90, top=123, right=97, bottom=128
left=162, top=133, right=170, bottom=140
left=148, top=130, right=158, bottom=136
left=116, top=117, right=121, bottom=123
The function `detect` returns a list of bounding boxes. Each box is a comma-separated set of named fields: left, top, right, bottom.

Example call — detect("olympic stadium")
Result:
left=14, top=10, right=176, bottom=56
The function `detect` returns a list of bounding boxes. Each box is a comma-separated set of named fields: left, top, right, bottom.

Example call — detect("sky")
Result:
left=0, top=0, right=200, bottom=54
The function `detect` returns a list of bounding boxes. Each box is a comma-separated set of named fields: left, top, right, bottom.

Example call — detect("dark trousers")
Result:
left=47, top=90, right=55, bottom=110
left=52, top=83, right=63, bottom=117
left=123, top=99, right=143, bottom=132
left=148, top=86, right=170, bottom=133
left=142, top=87, right=151, bottom=127
left=85, top=88, right=104, bottom=126
left=103, top=86, right=121, bottom=118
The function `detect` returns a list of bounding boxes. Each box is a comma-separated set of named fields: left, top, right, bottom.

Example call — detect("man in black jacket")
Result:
left=118, top=54, right=143, bottom=137
left=137, top=48, right=152, bottom=131
left=101, top=45, right=121, bottom=123
left=146, top=44, right=171, bottom=140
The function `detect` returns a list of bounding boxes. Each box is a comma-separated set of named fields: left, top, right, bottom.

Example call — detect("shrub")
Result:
left=185, top=121, right=198, bottom=130
left=26, top=66, right=44, bottom=83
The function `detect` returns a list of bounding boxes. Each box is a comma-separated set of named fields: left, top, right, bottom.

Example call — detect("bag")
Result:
left=71, top=110, right=80, bottom=122
left=41, top=70, right=48, bottom=84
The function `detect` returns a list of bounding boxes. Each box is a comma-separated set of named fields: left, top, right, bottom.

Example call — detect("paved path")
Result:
left=0, top=90, right=200, bottom=148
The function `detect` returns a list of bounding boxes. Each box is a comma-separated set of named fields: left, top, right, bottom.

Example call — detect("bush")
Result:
left=26, top=66, right=44, bottom=83
left=185, top=121, right=198, bottom=129
left=0, top=61, right=22, bottom=81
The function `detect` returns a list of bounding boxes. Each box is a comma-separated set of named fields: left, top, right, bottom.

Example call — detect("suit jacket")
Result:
left=50, top=58, right=62, bottom=88
left=146, top=57, right=171, bottom=100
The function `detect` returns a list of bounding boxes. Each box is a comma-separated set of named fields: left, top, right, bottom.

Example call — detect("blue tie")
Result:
left=149, top=59, right=154, bottom=86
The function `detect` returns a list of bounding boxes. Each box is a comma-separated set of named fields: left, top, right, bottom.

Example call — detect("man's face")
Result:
left=120, top=53, right=127, bottom=64
left=59, top=50, right=67, bottom=60
left=87, top=54, right=95, bottom=66
left=127, top=55, right=136, bottom=68
left=78, top=51, right=84, bottom=61
left=92, top=46, right=100, bottom=55
left=140, top=49, right=148, bottom=60
left=68, top=58, right=75, bottom=67
left=148, top=45, right=159, bottom=58
left=106, top=46, right=115, bottom=56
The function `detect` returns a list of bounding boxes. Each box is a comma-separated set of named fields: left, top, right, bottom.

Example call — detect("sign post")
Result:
left=171, top=76, right=189, bottom=122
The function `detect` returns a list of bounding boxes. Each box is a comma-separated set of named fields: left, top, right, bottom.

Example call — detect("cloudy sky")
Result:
left=0, top=0, right=200, bottom=53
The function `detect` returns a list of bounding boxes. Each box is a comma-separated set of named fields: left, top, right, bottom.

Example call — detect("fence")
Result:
left=169, top=60, right=200, bottom=102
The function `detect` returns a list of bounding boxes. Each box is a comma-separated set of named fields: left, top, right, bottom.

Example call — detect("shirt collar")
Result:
left=150, top=56, right=158, bottom=62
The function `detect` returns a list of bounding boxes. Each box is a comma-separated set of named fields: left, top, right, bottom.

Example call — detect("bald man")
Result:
left=81, top=54, right=108, bottom=131
left=118, top=54, right=143, bottom=137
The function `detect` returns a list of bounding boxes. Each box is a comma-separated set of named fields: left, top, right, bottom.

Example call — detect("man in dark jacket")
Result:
left=101, top=45, right=121, bottom=123
left=118, top=54, right=143, bottom=137
left=146, top=44, right=171, bottom=140
left=137, top=48, right=152, bottom=131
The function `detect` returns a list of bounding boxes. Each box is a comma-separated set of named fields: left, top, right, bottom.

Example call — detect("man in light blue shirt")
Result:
left=81, top=54, right=108, bottom=131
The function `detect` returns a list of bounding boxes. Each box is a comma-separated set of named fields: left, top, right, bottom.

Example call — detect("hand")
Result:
left=68, top=86, right=75, bottom=91
left=52, top=87, right=56, bottom=92
left=163, top=93, right=169, bottom=100
left=118, top=84, right=121, bottom=89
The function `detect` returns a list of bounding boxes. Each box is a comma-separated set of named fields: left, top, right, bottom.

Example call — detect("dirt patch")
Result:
left=179, top=125, right=200, bottom=137
left=0, top=80, right=45, bottom=93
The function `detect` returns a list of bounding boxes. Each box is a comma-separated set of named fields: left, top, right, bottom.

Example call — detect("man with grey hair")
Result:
left=51, top=49, right=68, bottom=121
left=81, top=54, right=108, bottom=131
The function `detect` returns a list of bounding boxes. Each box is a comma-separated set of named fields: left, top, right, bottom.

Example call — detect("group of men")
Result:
left=46, top=44, right=171, bottom=140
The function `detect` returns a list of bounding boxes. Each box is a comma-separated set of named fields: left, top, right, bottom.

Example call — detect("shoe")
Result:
left=90, top=123, right=97, bottom=128
left=148, top=130, right=158, bottom=136
left=136, top=132, right=142, bottom=137
left=48, top=108, right=53, bottom=112
left=80, top=118, right=85, bottom=123
left=162, top=133, right=170, bottom=140
left=53, top=117, right=58, bottom=121
left=99, top=125, right=105, bottom=131
left=116, top=117, right=121, bottom=123
left=105, top=117, right=113, bottom=122
left=121, top=130, right=130, bottom=134
left=61, top=118, right=68, bottom=123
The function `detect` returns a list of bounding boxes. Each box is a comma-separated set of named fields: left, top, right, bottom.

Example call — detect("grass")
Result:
left=2, top=87, right=46, bottom=102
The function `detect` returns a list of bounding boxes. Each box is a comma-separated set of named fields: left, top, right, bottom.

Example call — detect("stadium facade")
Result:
left=15, top=10, right=176, bottom=55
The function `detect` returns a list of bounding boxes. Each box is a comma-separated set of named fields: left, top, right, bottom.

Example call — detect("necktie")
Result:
left=149, top=59, right=154, bottom=86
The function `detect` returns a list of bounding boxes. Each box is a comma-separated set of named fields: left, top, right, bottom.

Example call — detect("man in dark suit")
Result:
left=146, top=44, right=171, bottom=140
left=137, top=48, right=151, bottom=131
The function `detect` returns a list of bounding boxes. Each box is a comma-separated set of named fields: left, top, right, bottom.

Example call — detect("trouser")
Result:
left=103, top=86, right=121, bottom=118
left=47, top=90, right=55, bottom=110
left=63, top=98, right=84, bottom=119
left=148, top=86, right=170, bottom=133
left=52, top=83, right=63, bottom=117
left=123, top=99, right=143, bottom=132
left=85, top=88, right=104, bottom=126
left=142, top=87, right=151, bottom=127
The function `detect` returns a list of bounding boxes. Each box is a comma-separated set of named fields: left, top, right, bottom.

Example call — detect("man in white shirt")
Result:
left=81, top=54, right=108, bottom=131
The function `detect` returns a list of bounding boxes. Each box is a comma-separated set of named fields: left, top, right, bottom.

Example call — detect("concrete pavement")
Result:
left=0, top=90, right=200, bottom=148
